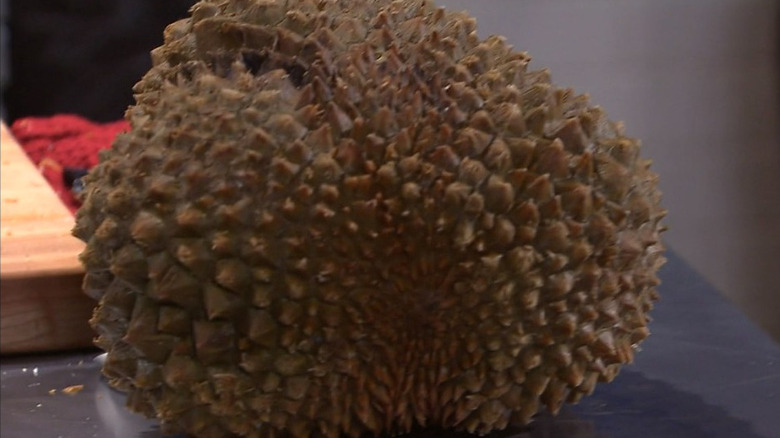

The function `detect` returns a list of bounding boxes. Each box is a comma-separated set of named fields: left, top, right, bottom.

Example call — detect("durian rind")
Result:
left=75, top=1, right=666, bottom=437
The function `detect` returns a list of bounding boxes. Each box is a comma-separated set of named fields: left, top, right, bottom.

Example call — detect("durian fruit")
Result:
left=74, top=1, right=666, bottom=437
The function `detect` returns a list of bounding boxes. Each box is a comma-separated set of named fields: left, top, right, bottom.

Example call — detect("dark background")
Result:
left=1, top=0, right=194, bottom=122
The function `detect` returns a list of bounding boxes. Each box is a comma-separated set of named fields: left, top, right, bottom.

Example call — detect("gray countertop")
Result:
left=2, top=250, right=778, bottom=438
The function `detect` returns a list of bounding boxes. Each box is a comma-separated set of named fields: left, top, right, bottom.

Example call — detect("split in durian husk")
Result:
left=74, top=1, right=666, bottom=437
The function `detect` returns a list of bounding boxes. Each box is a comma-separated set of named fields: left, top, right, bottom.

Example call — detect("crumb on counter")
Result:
left=62, top=385, right=84, bottom=395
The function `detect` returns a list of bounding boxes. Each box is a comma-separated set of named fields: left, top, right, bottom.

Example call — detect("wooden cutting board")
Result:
left=0, top=123, right=95, bottom=354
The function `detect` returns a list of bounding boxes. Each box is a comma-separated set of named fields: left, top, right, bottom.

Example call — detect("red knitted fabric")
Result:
left=10, top=115, right=129, bottom=214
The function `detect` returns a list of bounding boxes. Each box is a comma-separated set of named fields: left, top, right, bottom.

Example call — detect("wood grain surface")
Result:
left=0, top=123, right=94, bottom=354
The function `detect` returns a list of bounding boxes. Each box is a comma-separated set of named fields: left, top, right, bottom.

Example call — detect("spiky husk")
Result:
left=74, top=1, right=665, bottom=437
